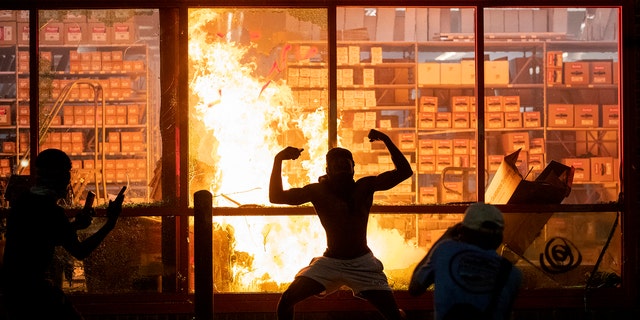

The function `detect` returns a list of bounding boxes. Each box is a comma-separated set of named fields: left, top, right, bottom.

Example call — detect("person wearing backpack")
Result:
left=409, top=202, right=522, bottom=320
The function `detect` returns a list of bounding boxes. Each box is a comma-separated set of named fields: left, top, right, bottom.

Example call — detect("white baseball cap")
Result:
left=462, top=202, right=505, bottom=232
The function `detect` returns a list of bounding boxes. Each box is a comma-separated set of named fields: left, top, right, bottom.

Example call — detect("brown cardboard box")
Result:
left=453, top=139, right=470, bottom=155
left=602, top=104, right=619, bottom=127
left=590, top=157, right=614, bottom=182
left=485, top=112, right=504, bottom=129
left=112, top=22, right=135, bottom=43
left=528, top=153, right=545, bottom=172
left=40, top=23, right=64, bottom=45
left=547, top=51, right=563, bottom=68
left=486, top=149, right=574, bottom=204
left=547, top=104, right=574, bottom=127
left=574, top=104, right=599, bottom=128
left=442, top=181, right=463, bottom=203
left=523, top=111, right=541, bottom=128
left=0, top=10, right=16, bottom=21
left=485, top=60, right=510, bottom=85
left=451, top=96, right=470, bottom=112
left=452, top=112, right=469, bottom=128
left=502, top=132, right=530, bottom=153
left=529, top=137, right=545, bottom=155
left=418, top=139, right=435, bottom=155
left=0, top=22, right=16, bottom=45
left=589, top=60, right=613, bottom=84
left=563, top=158, right=591, bottom=182
left=418, top=155, right=436, bottom=173
left=417, top=63, right=440, bottom=85
left=485, top=96, right=503, bottom=112
left=487, top=155, right=503, bottom=172
left=460, top=59, right=475, bottom=85
left=503, top=96, right=521, bottom=112
left=88, top=22, right=110, bottom=44
left=440, top=63, right=461, bottom=85
left=418, top=112, right=435, bottom=129
left=0, top=105, right=11, bottom=126
left=17, top=23, right=28, bottom=46
left=435, top=112, right=452, bottom=128
left=504, top=112, right=522, bottom=128
left=419, top=96, right=438, bottom=113
left=564, top=61, right=590, bottom=85
left=436, top=155, right=453, bottom=172
left=436, top=139, right=453, bottom=155
left=419, top=186, right=438, bottom=204
left=64, top=22, right=88, bottom=45
left=546, top=67, right=563, bottom=85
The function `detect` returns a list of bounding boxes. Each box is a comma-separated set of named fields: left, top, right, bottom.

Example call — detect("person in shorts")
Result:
left=269, top=129, right=413, bottom=320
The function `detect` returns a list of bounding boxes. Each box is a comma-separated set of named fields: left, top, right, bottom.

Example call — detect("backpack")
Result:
left=443, top=257, right=513, bottom=320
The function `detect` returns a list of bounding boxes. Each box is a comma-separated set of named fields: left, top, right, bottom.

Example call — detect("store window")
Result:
left=0, top=9, right=164, bottom=294
left=185, top=6, right=622, bottom=295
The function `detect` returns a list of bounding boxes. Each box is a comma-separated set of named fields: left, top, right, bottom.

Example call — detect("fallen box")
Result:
left=485, top=148, right=574, bottom=205
left=486, top=149, right=575, bottom=256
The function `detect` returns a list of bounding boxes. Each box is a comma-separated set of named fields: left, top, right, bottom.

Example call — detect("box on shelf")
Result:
left=418, top=112, right=435, bottom=129
left=0, top=105, right=11, bottom=125
left=523, top=111, right=541, bottom=128
left=64, top=22, right=88, bottom=45
left=563, top=158, right=591, bottom=182
left=484, top=59, right=510, bottom=85
left=589, top=60, right=613, bottom=84
left=436, top=139, right=453, bottom=155
left=452, top=112, right=470, bottom=128
left=590, top=157, right=614, bottom=182
left=418, top=139, right=436, bottom=155
left=419, top=186, right=437, bottom=204
left=547, top=103, right=574, bottom=127
left=574, top=104, right=599, bottom=128
left=504, top=112, right=522, bottom=128
left=440, top=63, right=461, bottom=85
left=0, top=10, right=16, bottom=21
left=419, top=96, right=438, bottom=113
left=602, top=104, right=619, bottom=127
left=17, top=23, right=28, bottom=46
left=502, top=132, right=530, bottom=153
left=441, top=181, right=463, bottom=203
left=485, top=112, right=504, bottom=129
left=485, top=96, right=503, bottom=112
left=564, top=61, right=590, bottom=85
left=435, top=112, right=452, bottom=128
left=112, top=22, right=135, bottom=43
left=460, top=59, right=475, bottom=85
left=547, top=51, right=563, bottom=68
left=88, top=22, right=110, bottom=44
left=528, top=153, right=545, bottom=172
left=546, top=67, right=563, bottom=85
left=451, top=96, right=470, bottom=112
left=0, top=22, right=16, bottom=45
left=40, top=22, right=64, bottom=45
left=503, top=96, right=521, bottom=112
left=417, top=62, right=440, bottom=85
left=418, top=155, right=435, bottom=173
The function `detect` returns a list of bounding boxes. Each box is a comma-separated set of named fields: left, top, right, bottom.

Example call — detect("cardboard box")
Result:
left=529, top=137, right=545, bottom=155
left=451, top=96, right=470, bottom=112
left=418, top=139, right=436, bottom=155
left=440, top=63, right=461, bottom=85
left=453, top=139, right=470, bottom=155
left=436, top=155, right=453, bottom=172
left=547, top=51, right=563, bottom=68
left=602, top=104, right=619, bottom=127
left=485, top=60, right=510, bottom=85
left=590, top=157, right=614, bottom=182
left=460, top=59, right=475, bottom=85
left=0, top=105, right=11, bottom=125
left=419, top=96, right=438, bottom=113
left=564, top=61, right=590, bottom=85
left=574, top=104, right=599, bottom=128
left=452, top=112, right=469, bottom=128
left=563, top=158, right=591, bottom=182
left=419, top=186, right=438, bottom=204
left=486, top=149, right=574, bottom=204
left=546, top=67, right=563, bottom=85
left=16, top=22, right=28, bottom=46
left=504, top=112, right=522, bottom=128
left=64, top=22, right=88, bottom=44
left=436, top=139, right=453, bottom=155
left=434, top=112, right=451, bottom=129
left=112, top=22, right=135, bottom=43
left=547, top=104, right=574, bottom=127
left=502, top=96, right=521, bottom=112
left=418, top=155, right=436, bottom=173
left=590, top=60, right=613, bottom=84
left=528, top=153, right=545, bottom=172
left=0, top=10, right=16, bottom=21
left=40, top=22, right=64, bottom=45
left=88, top=22, right=110, bottom=44
left=485, top=96, right=503, bottom=112
left=417, top=63, right=440, bottom=85
left=502, top=132, right=530, bottom=153
left=418, top=112, right=435, bottom=129
left=442, top=181, right=463, bottom=203
left=523, top=111, right=541, bottom=128
left=485, top=112, right=504, bottom=129
left=0, top=22, right=16, bottom=45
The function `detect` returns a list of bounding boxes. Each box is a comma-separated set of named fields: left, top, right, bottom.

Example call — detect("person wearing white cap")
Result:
left=409, top=202, right=522, bottom=320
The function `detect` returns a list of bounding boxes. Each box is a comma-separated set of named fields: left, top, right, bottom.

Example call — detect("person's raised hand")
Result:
left=368, top=129, right=388, bottom=142
left=277, top=146, right=304, bottom=161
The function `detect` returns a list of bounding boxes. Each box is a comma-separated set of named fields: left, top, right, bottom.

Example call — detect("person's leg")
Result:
left=277, top=276, right=326, bottom=320
left=359, top=290, right=405, bottom=320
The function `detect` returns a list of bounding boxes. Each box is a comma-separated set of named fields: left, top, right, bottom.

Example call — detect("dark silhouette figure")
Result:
left=409, top=203, right=522, bottom=320
left=270, top=129, right=413, bottom=320
left=1, top=149, right=124, bottom=320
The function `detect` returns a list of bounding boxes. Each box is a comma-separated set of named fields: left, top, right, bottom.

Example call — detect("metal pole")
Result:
left=194, top=190, right=213, bottom=319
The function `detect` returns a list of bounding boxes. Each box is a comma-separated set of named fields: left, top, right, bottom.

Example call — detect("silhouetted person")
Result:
left=270, top=129, right=413, bottom=320
left=409, top=203, right=522, bottom=320
left=1, top=149, right=125, bottom=320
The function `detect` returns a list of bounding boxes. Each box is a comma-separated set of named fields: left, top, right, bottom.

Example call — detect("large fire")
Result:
left=188, top=9, right=426, bottom=292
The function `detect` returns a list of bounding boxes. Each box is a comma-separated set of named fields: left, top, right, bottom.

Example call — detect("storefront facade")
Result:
left=0, top=1, right=638, bottom=318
